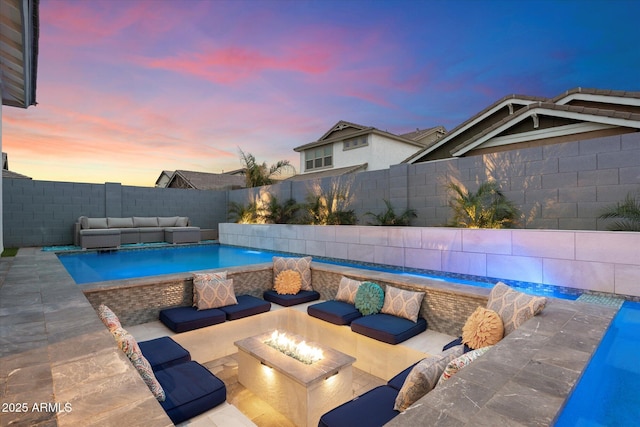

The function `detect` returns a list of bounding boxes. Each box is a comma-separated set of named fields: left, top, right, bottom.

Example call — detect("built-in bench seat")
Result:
left=307, top=300, right=362, bottom=325
left=350, top=314, right=428, bottom=345
left=159, top=295, right=271, bottom=333
left=139, top=336, right=191, bottom=371
left=263, top=289, right=320, bottom=307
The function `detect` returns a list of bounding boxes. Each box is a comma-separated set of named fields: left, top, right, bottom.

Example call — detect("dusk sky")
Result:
left=3, top=0, right=639, bottom=187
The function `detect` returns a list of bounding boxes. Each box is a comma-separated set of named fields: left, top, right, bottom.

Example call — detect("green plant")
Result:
left=239, top=149, right=295, bottom=187
left=301, top=178, right=357, bottom=225
left=261, top=196, right=301, bottom=224
left=227, top=201, right=258, bottom=223
left=447, top=181, right=520, bottom=228
left=365, top=199, right=417, bottom=226
left=598, top=193, right=640, bottom=231
left=1, top=248, right=18, bottom=257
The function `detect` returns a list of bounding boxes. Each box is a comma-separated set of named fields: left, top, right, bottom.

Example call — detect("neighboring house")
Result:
left=162, top=170, right=245, bottom=190
left=405, top=88, right=640, bottom=163
left=291, top=120, right=445, bottom=180
left=155, top=170, right=174, bottom=188
left=2, top=152, right=31, bottom=179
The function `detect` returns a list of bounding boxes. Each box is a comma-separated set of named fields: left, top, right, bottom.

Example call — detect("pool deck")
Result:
left=0, top=248, right=620, bottom=426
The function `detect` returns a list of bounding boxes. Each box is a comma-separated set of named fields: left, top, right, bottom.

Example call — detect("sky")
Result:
left=2, top=0, right=639, bottom=187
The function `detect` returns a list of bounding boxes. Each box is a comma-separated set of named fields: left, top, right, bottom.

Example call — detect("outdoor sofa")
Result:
left=75, top=216, right=200, bottom=249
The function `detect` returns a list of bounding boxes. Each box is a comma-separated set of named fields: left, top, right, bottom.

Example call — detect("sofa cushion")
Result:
left=194, top=277, right=237, bottom=310
left=273, top=256, right=312, bottom=291
left=139, top=336, right=191, bottom=371
left=158, top=216, right=179, bottom=227
left=274, top=269, right=302, bottom=295
left=354, top=282, right=385, bottom=316
left=159, top=306, right=226, bottom=333
left=335, top=276, right=362, bottom=305
left=263, top=290, right=320, bottom=307
left=192, top=271, right=228, bottom=307
left=133, top=216, right=159, bottom=227
left=486, top=282, right=546, bottom=336
left=307, top=300, right=362, bottom=325
left=442, top=337, right=472, bottom=353
left=97, top=304, right=121, bottom=331
left=437, top=345, right=492, bottom=386
left=218, top=295, right=271, bottom=320
left=176, top=217, right=189, bottom=227
left=107, top=217, right=134, bottom=228
left=394, top=346, right=463, bottom=412
left=79, top=216, right=89, bottom=229
left=87, top=217, right=108, bottom=229
left=387, top=360, right=422, bottom=391
left=380, top=286, right=424, bottom=323
left=350, top=313, right=427, bottom=345
left=462, top=306, right=504, bottom=349
left=318, top=385, right=400, bottom=427
left=157, top=361, right=226, bottom=425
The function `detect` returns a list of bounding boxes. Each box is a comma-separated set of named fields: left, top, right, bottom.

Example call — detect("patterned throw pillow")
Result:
left=335, top=276, right=362, bottom=304
left=437, top=346, right=492, bottom=386
left=195, top=277, right=237, bottom=310
left=394, top=345, right=463, bottom=412
left=461, top=307, right=504, bottom=349
left=273, top=256, right=312, bottom=291
left=354, top=282, right=385, bottom=316
left=97, top=304, right=121, bottom=331
left=486, top=282, right=546, bottom=336
left=274, top=270, right=302, bottom=295
left=111, top=327, right=166, bottom=401
left=192, top=271, right=227, bottom=307
left=380, top=286, right=425, bottom=323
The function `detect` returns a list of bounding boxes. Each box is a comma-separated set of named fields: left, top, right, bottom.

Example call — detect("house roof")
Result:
left=1, top=0, right=39, bottom=108
left=400, top=126, right=446, bottom=141
left=2, top=169, right=31, bottom=179
left=154, top=170, right=174, bottom=186
left=405, top=88, right=640, bottom=163
left=166, top=170, right=245, bottom=190
left=293, top=120, right=429, bottom=152
left=284, top=163, right=368, bottom=182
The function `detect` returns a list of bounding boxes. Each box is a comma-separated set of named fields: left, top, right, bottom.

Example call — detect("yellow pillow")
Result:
left=462, top=306, right=504, bottom=350
left=274, top=270, right=302, bottom=295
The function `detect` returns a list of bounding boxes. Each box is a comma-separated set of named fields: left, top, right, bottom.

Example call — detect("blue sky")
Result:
left=3, top=0, right=639, bottom=186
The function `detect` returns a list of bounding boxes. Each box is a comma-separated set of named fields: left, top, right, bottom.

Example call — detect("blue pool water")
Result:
left=554, top=300, right=640, bottom=426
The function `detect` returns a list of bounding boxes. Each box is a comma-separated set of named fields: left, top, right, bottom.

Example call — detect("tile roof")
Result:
left=285, top=164, right=368, bottom=181
left=167, top=170, right=245, bottom=190
left=399, top=126, right=446, bottom=141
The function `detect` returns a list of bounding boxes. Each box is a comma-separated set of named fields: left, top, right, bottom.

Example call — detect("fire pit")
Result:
left=235, top=330, right=356, bottom=427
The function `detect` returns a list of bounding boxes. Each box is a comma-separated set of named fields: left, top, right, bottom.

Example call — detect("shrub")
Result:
left=598, top=192, right=640, bottom=231
left=447, top=181, right=520, bottom=228
left=365, top=199, right=417, bottom=226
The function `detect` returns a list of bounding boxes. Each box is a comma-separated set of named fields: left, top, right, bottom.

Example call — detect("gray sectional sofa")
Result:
left=75, top=216, right=200, bottom=249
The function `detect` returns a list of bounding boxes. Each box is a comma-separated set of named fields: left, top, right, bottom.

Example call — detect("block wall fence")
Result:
left=219, top=223, right=640, bottom=298
left=2, top=132, right=639, bottom=248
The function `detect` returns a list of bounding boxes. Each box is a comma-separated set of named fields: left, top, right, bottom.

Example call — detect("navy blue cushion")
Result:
left=157, top=361, right=226, bottom=425
left=318, top=385, right=400, bottom=427
left=219, top=295, right=271, bottom=320
left=307, top=300, right=362, bottom=325
left=263, top=290, right=320, bottom=307
left=387, top=360, right=422, bottom=391
left=350, top=314, right=427, bottom=345
left=139, top=336, right=191, bottom=371
left=159, top=306, right=226, bottom=333
left=442, top=336, right=472, bottom=353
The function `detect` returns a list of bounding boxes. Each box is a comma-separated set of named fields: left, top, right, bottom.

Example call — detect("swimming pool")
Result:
left=554, top=300, right=640, bottom=426
left=58, top=244, right=581, bottom=300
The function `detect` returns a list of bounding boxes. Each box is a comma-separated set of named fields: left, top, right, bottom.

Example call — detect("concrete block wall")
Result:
left=2, top=180, right=228, bottom=247
left=219, top=223, right=640, bottom=298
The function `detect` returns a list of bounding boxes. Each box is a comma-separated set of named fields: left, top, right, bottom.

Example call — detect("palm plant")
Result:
left=447, top=181, right=520, bottom=228
left=598, top=193, right=640, bottom=231
left=261, top=196, right=301, bottom=224
left=239, top=149, right=295, bottom=187
left=227, top=201, right=258, bottom=224
left=365, top=199, right=417, bottom=226
left=301, top=179, right=357, bottom=225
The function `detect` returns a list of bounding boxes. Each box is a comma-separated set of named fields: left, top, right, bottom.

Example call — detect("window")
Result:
left=305, top=145, right=332, bottom=171
left=343, top=136, right=368, bottom=151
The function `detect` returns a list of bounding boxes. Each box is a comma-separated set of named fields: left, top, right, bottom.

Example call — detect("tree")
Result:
left=447, top=181, right=520, bottom=228
left=599, top=193, right=640, bottom=231
left=227, top=201, right=258, bottom=224
left=262, top=195, right=301, bottom=224
left=365, top=199, right=417, bottom=226
left=300, top=178, right=357, bottom=225
left=239, top=149, right=295, bottom=187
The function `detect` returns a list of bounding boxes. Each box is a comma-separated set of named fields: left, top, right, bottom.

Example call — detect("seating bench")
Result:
left=139, top=336, right=191, bottom=371
left=263, top=289, right=320, bottom=307
left=350, top=313, right=427, bottom=345
left=318, top=358, right=419, bottom=427
left=307, top=300, right=362, bottom=325
left=159, top=295, right=271, bottom=332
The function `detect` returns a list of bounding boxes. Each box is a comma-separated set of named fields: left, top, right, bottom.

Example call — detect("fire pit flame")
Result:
left=264, top=330, right=324, bottom=365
